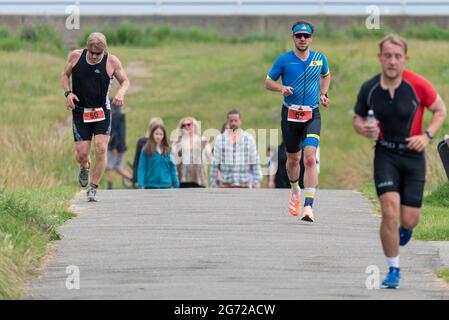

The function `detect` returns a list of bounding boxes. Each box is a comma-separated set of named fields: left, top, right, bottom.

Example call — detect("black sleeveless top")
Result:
left=72, top=49, right=112, bottom=112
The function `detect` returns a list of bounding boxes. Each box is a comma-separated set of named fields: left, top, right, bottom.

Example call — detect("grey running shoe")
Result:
left=78, top=164, right=90, bottom=188
left=86, top=185, right=97, bottom=202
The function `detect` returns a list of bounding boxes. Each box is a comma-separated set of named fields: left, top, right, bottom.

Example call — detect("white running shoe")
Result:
left=301, top=206, right=314, bottom=222
left=86, top=185, right=97, bottom=202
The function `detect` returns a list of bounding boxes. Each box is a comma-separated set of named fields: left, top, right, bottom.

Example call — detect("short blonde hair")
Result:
left=379, top=34, right=408, bottom=54
left=176, top=116, right=200, bottom=142
left=178, top=117, right=199, bottom=133
left=86, top=32, right=108, bottom=52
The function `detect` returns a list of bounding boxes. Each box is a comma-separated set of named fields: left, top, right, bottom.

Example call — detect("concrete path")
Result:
left=29, top=189, right=449, bottom=299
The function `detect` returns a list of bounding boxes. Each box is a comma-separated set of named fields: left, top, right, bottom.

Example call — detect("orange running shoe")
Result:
left=301, top=205, right=315, bottom=222
left=288, top=191, right=301, bottom=216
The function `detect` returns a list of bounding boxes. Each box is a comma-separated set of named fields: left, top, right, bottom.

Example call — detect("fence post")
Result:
left=155, top=0, right=161, bottom=15
left=319, top=0, right=325, bottom=16
left=401, top=0, right=407, bottom=15
left=237, top=0, right=243, bottom=15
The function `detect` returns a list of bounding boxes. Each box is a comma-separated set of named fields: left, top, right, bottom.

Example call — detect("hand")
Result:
left=406, top=134, right=430, bottom=152
left=320, top=94, right=330, bottom=107
left=66, top=93, right=79, bottom=110
left=112, top=92, right=125, bottom=106
left=281, top=86, right=294, bottom=97
left=112, top=149, right=119, bottom=156
left=268, top=181, right=275, bottom=188
left=362, top=122, right=379, bottom=140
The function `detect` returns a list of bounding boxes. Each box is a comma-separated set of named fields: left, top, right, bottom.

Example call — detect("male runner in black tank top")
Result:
left=353, top=34, right=446, bottom=289
left=62, top=32, right=130, bottom=201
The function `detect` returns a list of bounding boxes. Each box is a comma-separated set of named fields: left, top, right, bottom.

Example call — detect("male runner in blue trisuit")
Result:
left=265, top=20, right=331, bottom=222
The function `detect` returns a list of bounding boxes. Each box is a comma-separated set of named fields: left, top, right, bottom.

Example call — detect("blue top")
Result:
left=138, top=150, right=180, bottom=189
left=267, top=50, right=330, bottom=106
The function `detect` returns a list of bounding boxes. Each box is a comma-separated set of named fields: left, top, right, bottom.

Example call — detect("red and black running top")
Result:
left=354, top=70, right=437, bottom=143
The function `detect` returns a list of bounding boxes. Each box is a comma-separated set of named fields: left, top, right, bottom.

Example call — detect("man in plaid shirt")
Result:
left=210, top=109, right=262, bottom=188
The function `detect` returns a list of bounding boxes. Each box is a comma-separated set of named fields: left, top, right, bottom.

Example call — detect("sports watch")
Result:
left=425, top=130, right=434, bottom=140
left=64, top=90, right=72, bottom=98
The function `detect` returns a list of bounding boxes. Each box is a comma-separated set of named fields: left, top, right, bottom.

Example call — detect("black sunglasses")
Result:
left=294, top=33, right=312, bottom=39
left=181, top=123, right=192, bottom=129
left=89, top=50, right=103, bottom=56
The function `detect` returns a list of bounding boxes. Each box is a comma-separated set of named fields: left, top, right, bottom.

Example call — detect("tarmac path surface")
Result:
left=29, top=189, right=449, bottom=299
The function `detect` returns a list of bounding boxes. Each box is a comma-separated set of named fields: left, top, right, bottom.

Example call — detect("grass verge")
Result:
left=416, top=183, right=449, bottom=241
left=361, top=182, right=449, bottom=241
left=0, top=187, right=77, bottom=299
left=436, top=269, right=449, bottom=285
left=0, top=23, right=65, bottom=56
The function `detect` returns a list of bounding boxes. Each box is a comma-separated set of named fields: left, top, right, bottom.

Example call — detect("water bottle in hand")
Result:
left=367, top=109, right=378, bottom=141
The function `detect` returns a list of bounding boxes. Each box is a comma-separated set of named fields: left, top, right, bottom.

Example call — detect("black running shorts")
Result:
left=72, top=108, right=111, bottom=142
left=374, top=144, right=426, bottom=208
left=281, top=105, right=321, bottom=154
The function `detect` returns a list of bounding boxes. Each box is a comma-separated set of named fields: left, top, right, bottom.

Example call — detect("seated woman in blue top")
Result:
left=138, top=124, right=180, bottom=189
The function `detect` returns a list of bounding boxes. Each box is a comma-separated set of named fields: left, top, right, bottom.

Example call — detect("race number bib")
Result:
left=83, top=108, right=106, bottom=123
left=287, top=105, right=313, bottom=123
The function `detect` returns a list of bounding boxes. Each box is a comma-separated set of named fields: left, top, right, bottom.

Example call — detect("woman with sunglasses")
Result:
left=172, top=117, right=212, bottom=188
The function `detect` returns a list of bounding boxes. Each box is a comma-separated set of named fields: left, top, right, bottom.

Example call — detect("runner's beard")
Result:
left=296, top=44, right=309, bottom=52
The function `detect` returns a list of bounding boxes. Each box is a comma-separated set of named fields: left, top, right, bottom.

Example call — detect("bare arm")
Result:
left=426, top=94, right=447, bottom=135
left=61, top=50, right=81, bottom=110
left=61, top=59, right=72, bottom=93
left=264, top=78, right=294, bottom=96
left=319, top=74, right=331, bottom=95
left=406, top=94, right=447, bottom=152
left=319, top=74, right=331, bottom=107
left=111, top=55, right=130, bottom=106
